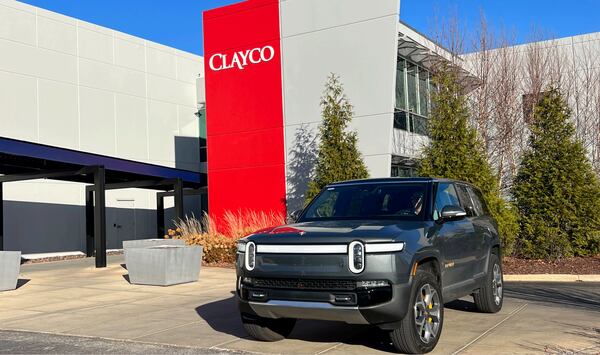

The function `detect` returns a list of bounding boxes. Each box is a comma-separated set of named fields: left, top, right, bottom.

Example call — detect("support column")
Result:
left=0, top=183, right=3, bottom=251
left=156, top=193, right=165, bottom=237
left=201, top=190, right=208, bottom=216
left=174, top=179, right=184, bottom=223
left=85, top=188, right=94, bottom=257
left=93, top=166, right=106, bottom=268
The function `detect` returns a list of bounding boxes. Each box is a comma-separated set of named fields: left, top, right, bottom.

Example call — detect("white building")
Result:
left=0, top=0, right=205, bottom=256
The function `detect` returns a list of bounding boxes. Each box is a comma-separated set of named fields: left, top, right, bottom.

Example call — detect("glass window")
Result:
left=406, top=62, right=418, bottom=113
left=468, top=187, right=488, bottom=216
left=394, top=111, right=408, bottom=130
left=429, top=81, right=437, bottom=100
left=302, top=183, right=427, bottom=221
left=198, top=108, right=207, bottom=163
left=456, top=184, right=476, bottom=217
left=198, top=108, right=207, bottom=140
left=434, top=183, right=460, bottom=220
left=418, top=67, right=429, bottom=116
left=391, top=164, right=416, bottom=177
left=395, top=59, right=407, bottom=110
left=412, top=114, right=428, bottom=136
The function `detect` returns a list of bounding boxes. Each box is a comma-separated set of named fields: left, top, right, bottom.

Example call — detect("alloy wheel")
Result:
left=492, top=263, right=503, bottom=305
left=413, top=283, right=441, bottom=343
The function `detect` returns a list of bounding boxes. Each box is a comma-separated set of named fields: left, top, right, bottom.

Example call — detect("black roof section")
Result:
left=328, top=177, right=472, bottom=186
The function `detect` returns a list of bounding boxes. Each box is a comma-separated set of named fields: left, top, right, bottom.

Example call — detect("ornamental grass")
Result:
left=167, top=211, right=285, bottom=264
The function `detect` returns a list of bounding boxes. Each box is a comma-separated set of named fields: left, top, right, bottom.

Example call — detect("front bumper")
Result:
left=238, top=281, right=412, bottom=326
left=248, top=300, right=369, bottom=324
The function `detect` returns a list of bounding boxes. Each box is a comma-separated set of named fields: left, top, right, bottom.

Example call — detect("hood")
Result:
left=245, top=219, right=429, bottom=244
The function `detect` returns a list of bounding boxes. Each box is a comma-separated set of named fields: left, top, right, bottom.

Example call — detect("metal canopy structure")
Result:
left=0, top=136, right=206, bottom=268
left=397, top=29, right=481, bottom=91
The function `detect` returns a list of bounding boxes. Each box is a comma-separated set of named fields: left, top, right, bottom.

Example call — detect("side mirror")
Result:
left=440, top=205, right=467, bottom=221
left=288, top=209, right=302, bottom=223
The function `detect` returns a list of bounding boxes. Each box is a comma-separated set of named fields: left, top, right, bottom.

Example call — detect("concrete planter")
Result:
left=126, top=245, right=202, bottom=286
left=122, top=238, right=185, bottom=250
left=0, top=251, right=21, bottom=292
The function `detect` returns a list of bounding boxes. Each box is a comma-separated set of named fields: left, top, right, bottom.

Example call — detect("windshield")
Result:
left=300, top=183, right=427, bottom=221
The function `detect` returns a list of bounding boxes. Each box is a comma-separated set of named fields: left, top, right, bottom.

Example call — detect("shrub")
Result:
left=223, top=210, right=286, bottom=239
left=306, top=73, right=369, bottom=202
left=418, top=63, right=519, bottom=254
left=168, top=210, right=285, bottom=264
left=512, top=89, right=600, bottom=259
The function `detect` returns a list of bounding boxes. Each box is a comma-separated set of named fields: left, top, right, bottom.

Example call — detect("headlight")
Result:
left=365, top=242, right=405, bottom=253
left=348, top=241, right=364, bottom=273
left=237, top=241, right=247, bottom=253
left=244, top=242, right=256, bottom=271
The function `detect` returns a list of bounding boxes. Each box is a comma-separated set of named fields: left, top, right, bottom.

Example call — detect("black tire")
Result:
left=241, top=313, right=296, bottom=342
left=473, top=253, right=503, bottom=313
left=390, top=270, right=444, bottom=354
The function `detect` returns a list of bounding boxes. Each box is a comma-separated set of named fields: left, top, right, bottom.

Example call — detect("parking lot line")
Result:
left=451, top=303, right=528, bottom=354
left=315, top=342, right=345, bottom=355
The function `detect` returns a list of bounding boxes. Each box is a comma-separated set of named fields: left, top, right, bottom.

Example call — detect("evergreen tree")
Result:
left=306, top=74, right=369, bottom=202
left=512, top=89, right=600, bottom=259
left=418, top=63, right=519, bottom=254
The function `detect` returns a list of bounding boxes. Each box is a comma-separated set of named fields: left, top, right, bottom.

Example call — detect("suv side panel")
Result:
left=433, top=183, right=476, bottom=297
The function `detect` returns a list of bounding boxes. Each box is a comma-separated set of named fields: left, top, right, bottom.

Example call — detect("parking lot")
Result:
left=0, top=255, right=598, bottom=354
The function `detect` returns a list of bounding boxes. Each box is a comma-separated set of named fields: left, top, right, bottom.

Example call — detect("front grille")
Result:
left=251, top=278, right=356, bottom=291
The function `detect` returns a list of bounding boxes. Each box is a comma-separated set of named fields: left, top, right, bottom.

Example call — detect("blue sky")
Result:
left=18, top=0, right=600, bottom=56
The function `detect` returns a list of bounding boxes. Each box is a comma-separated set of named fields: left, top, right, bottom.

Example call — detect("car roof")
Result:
left=327, top=177, right=474, bottom=187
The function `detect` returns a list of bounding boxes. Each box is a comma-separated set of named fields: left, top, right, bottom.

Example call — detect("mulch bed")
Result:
left=503, top=256, right=600, bottom=274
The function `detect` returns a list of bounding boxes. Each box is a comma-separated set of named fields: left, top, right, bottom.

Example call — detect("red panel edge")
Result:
left=203, top=0, right=286, bottom=232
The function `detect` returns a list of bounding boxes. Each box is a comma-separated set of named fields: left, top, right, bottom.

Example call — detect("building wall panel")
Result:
left=0, top=70, right=37, bottom=142
left=37, top=16, right=77, bottom=55
left=280, top=0, right=400, bottom=210
left=38, top=79, right=79, bottom=149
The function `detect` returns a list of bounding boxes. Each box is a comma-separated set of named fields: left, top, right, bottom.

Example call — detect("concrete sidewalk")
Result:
left=0, top=256, right=598, bottom=354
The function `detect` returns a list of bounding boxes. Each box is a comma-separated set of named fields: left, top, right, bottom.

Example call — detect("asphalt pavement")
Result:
left=0, top=330, right=241, bottom=354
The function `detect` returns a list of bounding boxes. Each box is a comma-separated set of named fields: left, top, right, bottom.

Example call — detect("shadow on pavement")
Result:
left=194, top=296, right=396, bottom=351
left=516, top=322, right=600, bottom=354
left=194, top=296, right=246, bottom=338
left=15, top=279, right=30, bottom=289
left=445, top=299, right=478, bottom=312
left=505, top=282, right=600, bottom=311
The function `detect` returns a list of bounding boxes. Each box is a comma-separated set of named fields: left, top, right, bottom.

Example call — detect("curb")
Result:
left=504, top=274, right=600, bottom=282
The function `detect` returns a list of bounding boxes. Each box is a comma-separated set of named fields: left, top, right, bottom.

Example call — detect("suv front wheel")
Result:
left=390, top=269, right=444, bottom=354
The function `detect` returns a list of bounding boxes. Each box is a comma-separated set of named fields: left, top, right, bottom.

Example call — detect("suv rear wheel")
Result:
left=390, top=269, right=444, bottom=354
left=473, top=253, right=503, bottom=313
left=241, top=314, right=296, bottom=342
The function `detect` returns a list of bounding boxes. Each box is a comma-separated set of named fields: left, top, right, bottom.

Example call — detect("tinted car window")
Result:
left=456, top=184, right=476, bottom=217
left=302, top=183, right=427, bottom=221
left=433, top=183, right=460, bottom=220
left=467, top=187, right=488, bottom=216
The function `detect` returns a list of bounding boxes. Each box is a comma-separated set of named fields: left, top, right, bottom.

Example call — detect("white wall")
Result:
left=0, top=0, right=203, bottom=169
left=280, top=0, right=401, bottom=211
left=0, top=0, right=204, bottom=253
left=461, top=32, right=600, bottom=175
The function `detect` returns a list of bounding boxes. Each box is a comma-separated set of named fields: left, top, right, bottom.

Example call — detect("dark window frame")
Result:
left=433, top=182, right=461, bottom=221
left=455, top=183, right=477, bottom=217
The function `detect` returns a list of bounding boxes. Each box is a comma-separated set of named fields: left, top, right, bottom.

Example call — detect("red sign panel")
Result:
left=203, top=0, right=286, bottom=229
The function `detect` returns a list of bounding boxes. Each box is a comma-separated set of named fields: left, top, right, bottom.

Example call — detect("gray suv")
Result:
left=236, top=178, right=503, bottom=354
